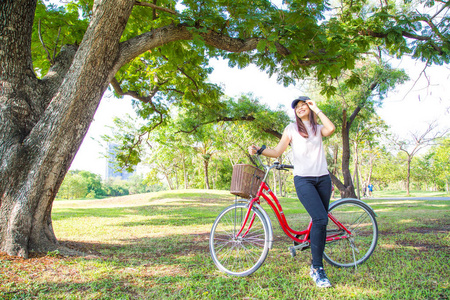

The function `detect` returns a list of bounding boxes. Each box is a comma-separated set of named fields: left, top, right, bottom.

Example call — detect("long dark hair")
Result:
left=295, top=110, right=318, bottom=138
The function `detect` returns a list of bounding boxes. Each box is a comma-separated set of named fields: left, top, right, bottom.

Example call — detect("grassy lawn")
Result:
left=1, top=189, right=449, bottom=299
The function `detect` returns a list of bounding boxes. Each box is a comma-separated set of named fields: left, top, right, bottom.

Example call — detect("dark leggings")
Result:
left=294, top=174, right=332, bottom=268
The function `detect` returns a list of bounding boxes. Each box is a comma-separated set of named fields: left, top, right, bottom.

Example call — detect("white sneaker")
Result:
left=310, top=266, right=332, bottom=288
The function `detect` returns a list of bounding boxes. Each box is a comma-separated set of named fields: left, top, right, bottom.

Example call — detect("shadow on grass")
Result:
left=3, top=196, right=450, bottom=299
left=59, top=230, right=211, bottom=261
left=52, top=202, right=227, bottom=227
left=0, top=277, right=173, bottom=299
left=2, top=214, right=450, bottom=300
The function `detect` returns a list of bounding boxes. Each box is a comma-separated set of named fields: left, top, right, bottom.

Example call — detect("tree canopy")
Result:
left=34, top=0, right=450, bottom=120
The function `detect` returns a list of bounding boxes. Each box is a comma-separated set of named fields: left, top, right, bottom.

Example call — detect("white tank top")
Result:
left=285, top=122, right=329, bottom=177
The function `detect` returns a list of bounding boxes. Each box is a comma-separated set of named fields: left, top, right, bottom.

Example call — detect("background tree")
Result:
left=146, top=143, right=179, bottom=190
left=57, top=171, right=89, bottom=200
left=392, top=122, right=448, bottom=195
left=430, top=137, right=450, bottom=192
left=1, top=0, right=448, bottom=258
left=371, top=149, right=406, bottom=190
left=185, top=125, right=219, bottom=190
left=351, top=116, right=389, bottom=198
left=359, top=143, right=384, bottom=195
left=57, top=170, right=136, bottom=199
left=320, top=61, right=408, bottom=198
left=105, top=94, right=290, bottom=178
left=412, top=153, right=439, bottom=191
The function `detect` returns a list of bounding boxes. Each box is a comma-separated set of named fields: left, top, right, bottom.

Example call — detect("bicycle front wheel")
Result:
left=209, top=203, right=269, bottom=276
left=324, top=198, right=378, bottom=268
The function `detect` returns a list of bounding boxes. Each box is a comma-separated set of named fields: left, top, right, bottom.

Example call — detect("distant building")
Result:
left=105, top=143, right=134, bottom=180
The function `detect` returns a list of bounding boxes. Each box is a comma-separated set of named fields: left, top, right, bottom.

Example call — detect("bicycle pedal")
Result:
left=292, top=242, right=310, bottom=252
left=288, top=246, right=296, bottom=257
left=300, top=244, right=310, bottom=251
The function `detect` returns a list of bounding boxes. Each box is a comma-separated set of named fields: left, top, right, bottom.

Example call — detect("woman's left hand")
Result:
left=306, top=100, right=320, bottom=114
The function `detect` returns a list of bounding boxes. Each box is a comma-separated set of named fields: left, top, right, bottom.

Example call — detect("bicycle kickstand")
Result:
left=288, top=242, right=310, bottom=257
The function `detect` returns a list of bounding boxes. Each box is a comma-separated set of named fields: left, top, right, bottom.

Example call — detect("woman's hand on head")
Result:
left=306, top=100, right=320, bottom=114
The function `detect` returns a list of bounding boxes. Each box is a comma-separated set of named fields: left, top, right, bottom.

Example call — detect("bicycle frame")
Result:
left=235, top=173, right=352, bottom=245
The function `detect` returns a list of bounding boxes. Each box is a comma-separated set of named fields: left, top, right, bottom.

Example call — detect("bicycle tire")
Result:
left=209, top=203, right=270, bottom=276
left=324, top=198, right=378, bottom=268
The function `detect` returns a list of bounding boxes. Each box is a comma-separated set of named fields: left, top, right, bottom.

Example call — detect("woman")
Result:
left=249, top=96, right=336, bottom=288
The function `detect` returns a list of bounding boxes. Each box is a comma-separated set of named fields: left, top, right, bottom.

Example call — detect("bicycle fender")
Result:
left=235, top=199, right=274, bottom=249
left=252, top=202, right=274, bottom=249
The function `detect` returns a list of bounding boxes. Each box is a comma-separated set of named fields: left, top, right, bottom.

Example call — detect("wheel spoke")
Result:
left=324, top=199, right=378, bottom=268
left=210, top=203, right=270, bottom=276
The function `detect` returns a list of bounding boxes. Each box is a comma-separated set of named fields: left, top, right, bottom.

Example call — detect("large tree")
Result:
left=324, top=61, right=408, bottom=198
left=1, top=0, right=448, bottom=258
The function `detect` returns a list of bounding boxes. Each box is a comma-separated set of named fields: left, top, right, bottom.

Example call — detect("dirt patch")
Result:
left=60, top=232, right=211, bottom=260
left=59, top=240, right=104, bottom=257
left=379, top=223, right=449, bottom=253
left=380, top=221, right=450, bottom=235
left=405, top=226, right=450, bottom=234
left=398, top=240, right=449, bottom=252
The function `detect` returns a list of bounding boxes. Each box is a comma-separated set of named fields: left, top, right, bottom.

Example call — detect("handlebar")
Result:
left=254, top=145, right=293, bottom=174
left=276, top=163, right=294, bottom=170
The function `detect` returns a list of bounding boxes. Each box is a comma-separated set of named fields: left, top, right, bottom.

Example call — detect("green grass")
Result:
left=1, top=189, right=449, bottom=299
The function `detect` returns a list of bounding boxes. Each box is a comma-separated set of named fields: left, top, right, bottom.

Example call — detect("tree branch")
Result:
left=359, top=28, right=434, bottom=42
left=134, top=1, right=177, bottom=15
left=110, top=76, right=160, bottom=103
left=348, top=81, right=378, bottom=126
left=38, top=19, right=54, bottom=64
left=431, top=3, right=448, bottom=20
left=117, top=23, right=329, bottom=74
left=40, top=44, right=79, bottom=110
left=175, top=114, right=282, bottom=139
left=110, top=77, right=166, bottom=133
left=401, top=60, right=430, bottom=101
left=52, top=27, right=61, bottom=62
left=175, top=116, right=253, bottom=134
left=393, top=122, right=448, bottom=159
left=159, top=52, right=199, bottom=92
left=359, top=27, right=446, bottom=55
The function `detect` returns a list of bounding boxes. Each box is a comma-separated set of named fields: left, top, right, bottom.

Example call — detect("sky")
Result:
left=70, top=57, right=450, bottom=177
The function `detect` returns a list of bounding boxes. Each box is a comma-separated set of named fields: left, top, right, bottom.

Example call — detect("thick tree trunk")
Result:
left=330, top=111, right=357, bottom=199
left=1, top=0, right=284, bottom=259
left=341, top=120, right=356, bottom=198
left=0, top=0, right=134, bottom=258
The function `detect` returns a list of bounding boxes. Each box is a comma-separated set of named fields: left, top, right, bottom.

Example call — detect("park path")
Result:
left=363, top=197, right=450, bottom=201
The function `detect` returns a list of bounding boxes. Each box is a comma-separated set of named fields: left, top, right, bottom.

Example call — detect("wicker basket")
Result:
left=230, top=164, right=265, bottom=199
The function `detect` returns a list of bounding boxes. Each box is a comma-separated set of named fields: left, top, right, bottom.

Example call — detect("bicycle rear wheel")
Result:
left=209, top=203, right=269, bottom=276
left=324, top=198, right=378, bottom=268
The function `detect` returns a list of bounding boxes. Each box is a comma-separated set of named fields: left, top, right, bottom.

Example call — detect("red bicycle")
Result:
left=209, top=154, right=378, bottom=276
